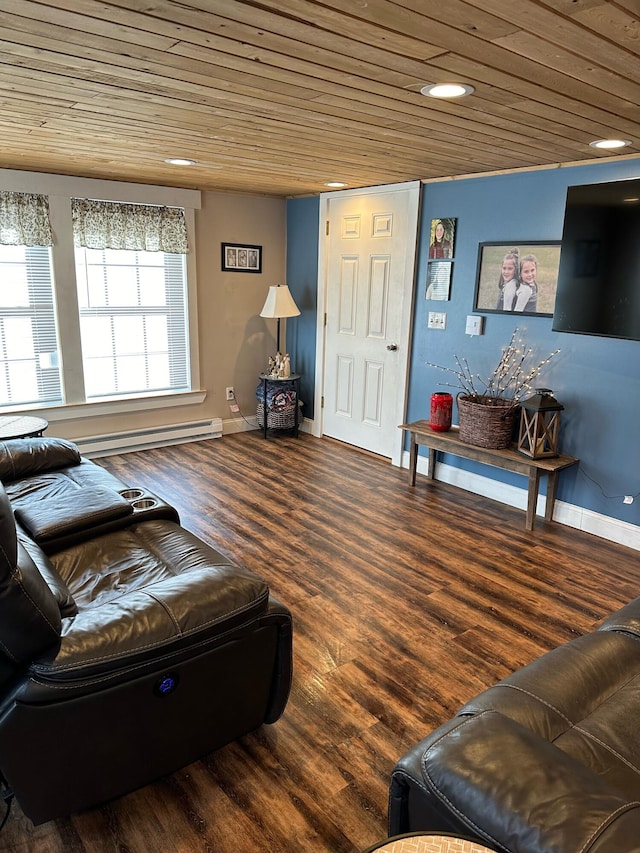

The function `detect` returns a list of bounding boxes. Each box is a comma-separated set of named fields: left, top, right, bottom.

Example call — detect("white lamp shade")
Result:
left=260, top=284, right=301, bottom=319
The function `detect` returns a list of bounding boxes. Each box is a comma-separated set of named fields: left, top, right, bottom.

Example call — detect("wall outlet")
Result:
left=226, top=386, right=235, bottom=401
left=428, top=311, right=447, bottom=330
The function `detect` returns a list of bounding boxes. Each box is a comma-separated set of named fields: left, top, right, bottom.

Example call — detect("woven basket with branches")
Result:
left=457, top=394, right=518, bottom=448
left=428, top=329, right=559, bottom=449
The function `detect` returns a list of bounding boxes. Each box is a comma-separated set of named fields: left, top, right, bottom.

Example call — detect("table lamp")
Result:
left=260, top=284, right=300, bottom=353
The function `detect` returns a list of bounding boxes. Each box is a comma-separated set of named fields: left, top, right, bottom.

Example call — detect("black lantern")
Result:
left=517, top=388, right=564, bottom=458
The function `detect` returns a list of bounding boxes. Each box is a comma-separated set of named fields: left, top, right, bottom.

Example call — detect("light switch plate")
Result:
left=465, top=315, right=484, bottom=335
left=428, top=311, right=447, bottom=330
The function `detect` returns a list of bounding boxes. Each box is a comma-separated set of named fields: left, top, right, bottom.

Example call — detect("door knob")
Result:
left=386, top=343, right=398, bottom=351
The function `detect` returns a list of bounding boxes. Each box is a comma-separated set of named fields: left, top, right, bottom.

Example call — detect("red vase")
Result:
left=430, top=392, right=453, bottom=431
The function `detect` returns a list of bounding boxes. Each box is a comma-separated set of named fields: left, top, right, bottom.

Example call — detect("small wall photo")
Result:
left=425, top=260, right=453, bottom=301
left=221, top=242, right=262, bottom=273
left=428, top=217, right=456, bottom=259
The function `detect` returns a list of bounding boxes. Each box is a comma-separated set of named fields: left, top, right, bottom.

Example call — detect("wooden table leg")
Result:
left=545, top=471, right=559, bottom=522
left=409, top=433, right=418, bottom=485
left=526, top=468, right=541, bottom=530
left=428, top=447, right=436, bottom=480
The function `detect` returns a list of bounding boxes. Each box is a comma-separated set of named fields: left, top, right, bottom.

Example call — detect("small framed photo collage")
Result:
left=426, top=218, right=456, bottom=302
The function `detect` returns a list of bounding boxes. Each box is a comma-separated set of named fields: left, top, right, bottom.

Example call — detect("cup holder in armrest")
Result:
left=131, top=498, right=158, bottom=510
left=117, top=487, right=179, bottom=524
left=119, top=488, right=145, bottom=500
left=120, top=489, right=159, bottom=508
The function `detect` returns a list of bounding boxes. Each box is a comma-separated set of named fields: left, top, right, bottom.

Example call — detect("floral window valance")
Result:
left=0, top=192, right=53, bottom=246
left=71, top=198, right=189, bottom=253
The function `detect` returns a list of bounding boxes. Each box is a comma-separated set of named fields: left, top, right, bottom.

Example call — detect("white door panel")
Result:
left=368, top=257, right=389, bottom=338
left=322, top=184, right=419, bottom=458
left=335, top=355, right=354, bottom=417
left=363, top=360, right=383, bottom=426
left=339, top=257, right=358, bottom=334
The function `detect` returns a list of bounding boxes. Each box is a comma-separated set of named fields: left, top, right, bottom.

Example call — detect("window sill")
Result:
left=6, top=390, right=207, bottom=423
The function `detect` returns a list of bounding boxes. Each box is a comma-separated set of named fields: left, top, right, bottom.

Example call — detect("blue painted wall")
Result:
left=287, top=160, right=640, bottom=526
left=286, top=196, right=320, bottom=419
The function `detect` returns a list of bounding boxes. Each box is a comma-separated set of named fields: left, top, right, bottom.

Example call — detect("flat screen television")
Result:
left=552, top=177, right=640, bottom=341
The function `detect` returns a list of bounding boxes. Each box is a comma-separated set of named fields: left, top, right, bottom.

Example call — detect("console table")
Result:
left=399, top=420, right=578, bottom=531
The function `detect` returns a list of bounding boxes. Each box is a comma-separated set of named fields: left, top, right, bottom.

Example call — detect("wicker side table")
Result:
left=258, top=373, right=301, bottom=439
left=0, top=415, right=48, bottom=439
left=363, top=832, right=496, bottom=853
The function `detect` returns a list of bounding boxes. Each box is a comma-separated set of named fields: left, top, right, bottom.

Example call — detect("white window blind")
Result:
left=74, top=247, right=189, bottom=399
left=0, top=244, right=62, bottom=408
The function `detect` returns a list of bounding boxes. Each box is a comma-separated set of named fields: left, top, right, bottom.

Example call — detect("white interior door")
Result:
left=319, top=183, right=420, bottom=460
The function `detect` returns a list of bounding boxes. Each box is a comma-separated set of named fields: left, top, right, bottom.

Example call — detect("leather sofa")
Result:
left=388, top=603, right=640, bottom=852
left=0, top=437, right=293, bottom=825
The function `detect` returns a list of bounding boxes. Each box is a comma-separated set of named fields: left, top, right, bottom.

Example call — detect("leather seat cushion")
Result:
left=30, top=519, right=270, bottom=682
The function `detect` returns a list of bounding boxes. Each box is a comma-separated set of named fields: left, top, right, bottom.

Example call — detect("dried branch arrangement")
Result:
left=428, top=328, right=560, bottom=409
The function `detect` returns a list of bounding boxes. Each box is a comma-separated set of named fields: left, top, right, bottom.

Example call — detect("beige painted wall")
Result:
left=196, top=191, right=286, bottom=427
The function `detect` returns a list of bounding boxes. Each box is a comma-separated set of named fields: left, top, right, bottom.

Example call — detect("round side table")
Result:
left=363, top=832, right=496, bottom=853
left=0, top=415, right=48, bottom=440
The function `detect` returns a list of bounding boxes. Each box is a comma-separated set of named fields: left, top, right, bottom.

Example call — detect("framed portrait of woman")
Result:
left=473, top=241, right=561, bottom=316
left=428, top=218, right=456, bottom=259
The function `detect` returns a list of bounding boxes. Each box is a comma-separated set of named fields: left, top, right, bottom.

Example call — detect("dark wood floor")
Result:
left=4, top=431, right=639, bottom=853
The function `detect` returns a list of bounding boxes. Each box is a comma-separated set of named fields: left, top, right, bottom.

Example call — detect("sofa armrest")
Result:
left=598, top=597, right=640, bottom=638
left=390, top=710, right=640, bottom=853
left=14, top=486, right=132, bottom=544
left=17, top=530, right=77, bottom=617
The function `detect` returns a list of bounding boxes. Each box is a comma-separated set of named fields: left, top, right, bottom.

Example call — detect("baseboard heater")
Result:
left=76, top=418, right=223, bottom=458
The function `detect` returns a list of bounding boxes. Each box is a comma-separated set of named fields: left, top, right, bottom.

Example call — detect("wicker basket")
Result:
left=457, top=394, right=519, bottom=449
left=256, top=402, right=297, bottom=430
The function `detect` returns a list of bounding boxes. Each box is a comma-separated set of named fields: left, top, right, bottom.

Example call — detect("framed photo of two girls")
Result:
left=474, top=241, right=561, bottom=317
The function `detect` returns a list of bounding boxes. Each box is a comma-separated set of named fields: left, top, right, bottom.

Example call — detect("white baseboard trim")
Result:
left=406, top=450, right=640, bottom=552
left=223, top=416, right=258, bottom=435
left=223, top=416, right=312, bottom=435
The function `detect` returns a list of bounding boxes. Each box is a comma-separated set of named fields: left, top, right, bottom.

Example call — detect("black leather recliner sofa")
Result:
left=389, top=602, right=640, bottom=852
left=0, top=437, right=293, bottom=825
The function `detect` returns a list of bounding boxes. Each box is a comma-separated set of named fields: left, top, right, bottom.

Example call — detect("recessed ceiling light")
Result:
left=421, top=83, right=475, bottom=99
left=325, top=182, right=347, bottom=188
left=164, top=157, right=197, bottom=165
left=588, top=139, right=631, bottom=150
left=623, top=197, right=640, bottom=203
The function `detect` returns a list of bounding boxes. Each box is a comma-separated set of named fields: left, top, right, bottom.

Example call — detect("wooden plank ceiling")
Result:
left=0, top=0, right=638, bottom=197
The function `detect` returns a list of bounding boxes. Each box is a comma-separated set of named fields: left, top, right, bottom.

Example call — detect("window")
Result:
left=0, top=244, right=62, bottom=408
left=0, top=188, right=196, bottom=414
left=74, top=247, right=189, bottom=399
